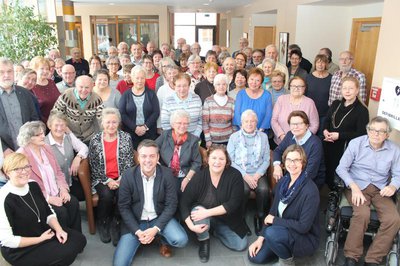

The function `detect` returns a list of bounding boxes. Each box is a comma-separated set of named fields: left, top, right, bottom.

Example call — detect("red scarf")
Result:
left=170, top=130, right=187, bottom=177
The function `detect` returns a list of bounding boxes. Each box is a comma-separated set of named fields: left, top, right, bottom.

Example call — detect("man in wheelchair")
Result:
left=336, top=116, right=400, bottom=266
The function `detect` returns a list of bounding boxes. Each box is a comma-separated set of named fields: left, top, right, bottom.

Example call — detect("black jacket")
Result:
left=118, top=165, right=177, bottom=235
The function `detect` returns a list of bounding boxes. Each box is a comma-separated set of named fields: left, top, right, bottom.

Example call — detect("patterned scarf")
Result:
left=279, top=171, right=307, bottom=204
left=170, top=130, right=188, bottom=177
left=238, top=129, right=262, bottom=171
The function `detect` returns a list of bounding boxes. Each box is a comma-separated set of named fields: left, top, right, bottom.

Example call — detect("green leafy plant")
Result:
left=0, top=2, right=58, bottom=62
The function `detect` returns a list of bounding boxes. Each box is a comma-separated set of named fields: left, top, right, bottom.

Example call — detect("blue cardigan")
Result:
left=119, top=88, right=160, bottom=141
left=273, top=131, right=325, bottom=186
left=266, top=175, right=320, bottom=258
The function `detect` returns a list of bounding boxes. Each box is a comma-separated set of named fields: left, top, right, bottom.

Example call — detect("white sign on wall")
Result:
left=377, top=77, right=400, bottom=131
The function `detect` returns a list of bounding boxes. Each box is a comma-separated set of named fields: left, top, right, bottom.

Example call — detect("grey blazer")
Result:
left=0, top=86, right=39, bottom=151
left=118, top=165, right=177, bottom=234
left=155, top=129, right=202, bottom=177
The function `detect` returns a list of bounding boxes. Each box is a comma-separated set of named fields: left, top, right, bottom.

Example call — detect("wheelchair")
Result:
left=324, top=176, right=400, bottom=266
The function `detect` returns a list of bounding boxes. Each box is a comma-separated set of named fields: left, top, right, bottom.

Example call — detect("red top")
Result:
left=145, top=73, right=160, bottom=90
left=104, top=138, right=119, bottom=179
left=32, top=79, right=61, bottom=124
left=116, top=80, right=133, bottom=95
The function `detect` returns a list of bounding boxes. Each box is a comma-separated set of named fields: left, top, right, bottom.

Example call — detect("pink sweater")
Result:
left=271, top=94, right=319, bottom=144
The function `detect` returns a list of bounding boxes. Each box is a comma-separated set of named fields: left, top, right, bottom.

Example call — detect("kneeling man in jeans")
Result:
left=114, top=139, right=188, bottom=266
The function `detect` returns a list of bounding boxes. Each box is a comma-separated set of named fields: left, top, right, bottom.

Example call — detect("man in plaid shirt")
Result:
left=328, top=51, right=366, bottom=106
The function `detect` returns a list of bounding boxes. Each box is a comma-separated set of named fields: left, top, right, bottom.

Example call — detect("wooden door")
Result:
left=349, top=17, right=381, bottom=105
left=253, top=26, right=275, bottom=49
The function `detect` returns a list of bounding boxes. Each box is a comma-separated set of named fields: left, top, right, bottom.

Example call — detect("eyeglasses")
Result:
left=108, top=63, right=119, bottom=66
left=367, top=127, right=388, bottom=135
left=11, top=165, right=32, bottom=173
left=285, top=158, right=302, bottom=165
left=289, top=122, right=305, bottom=127
left=290, top=85, right=305, bottom=90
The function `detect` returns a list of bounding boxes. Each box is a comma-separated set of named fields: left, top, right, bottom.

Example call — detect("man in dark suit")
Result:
left=65, top=47, right=89, bottom=76
left=0, top=58, right=39, bottom=155
left=113, top=139, right=188, bottom=265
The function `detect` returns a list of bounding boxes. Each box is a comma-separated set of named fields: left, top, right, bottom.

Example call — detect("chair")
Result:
left=77, top=151, right=139, bottom=235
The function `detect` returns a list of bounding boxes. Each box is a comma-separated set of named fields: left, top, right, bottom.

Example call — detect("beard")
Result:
left=340, top=65, right=352, bottom=73
left=0, top=80, right=14, bottom=89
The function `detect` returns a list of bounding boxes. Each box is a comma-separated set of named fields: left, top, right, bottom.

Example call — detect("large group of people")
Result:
left=0, top=35, right=399, bottom=266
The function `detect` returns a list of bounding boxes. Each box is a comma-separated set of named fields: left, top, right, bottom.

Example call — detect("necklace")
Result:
left=331, top=102, right=355, bottom=129
left=19, top=191, right=41, bottom=223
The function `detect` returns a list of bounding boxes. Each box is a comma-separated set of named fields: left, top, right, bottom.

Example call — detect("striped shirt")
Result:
left=202, top=95, right=235, bottom=143
left=328, top=68, right=366, bottom=106
left=161, top=92, right=203, bottom=137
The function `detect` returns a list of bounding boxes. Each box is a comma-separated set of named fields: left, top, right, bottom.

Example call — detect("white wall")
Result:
left=295, top=2, right=383, bottom=63
left=229, top=17, right=244, bottom=53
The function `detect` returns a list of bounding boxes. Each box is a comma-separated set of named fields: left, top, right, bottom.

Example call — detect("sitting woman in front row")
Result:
left=89, top=107, right=135, bottom=246
left=156, top=109, right=201, bottom=193
left=0, top=153, right=86, bottom=266
left=248, top=144, right=320, bottom=265
left=17, top=121, right=81, bottom=232
left=227, top=109, right=270, bottom=234
left=180, top=145, right=248, bottom=263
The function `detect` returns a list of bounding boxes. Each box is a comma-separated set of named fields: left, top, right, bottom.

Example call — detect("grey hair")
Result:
left=367, top=116, right=392, bottom=133
left=265, top=44, right=278, bottom=52
left=213, top=74, right=229, bottom=88
left=218, top=51, right=230, bottom=63
left=131, top=65, right=146, bottom=78
left=17, top=121, right=46, bottom=147
left=0, top=57, right=13, bottom=66
left=188, top=55, right=201, bottom=64
left=101, top=107, right=121, bottom=125
left=170, top=109, right=190, bottom=126
left=241, top=109, right=258, bottom=124
left=106, top=55, right=120, bottom=66
left=47, top=111, right=68, bottom=127
left=262, top=58, right=276, bottom=69
left=159, top=57, right=176, bottom=76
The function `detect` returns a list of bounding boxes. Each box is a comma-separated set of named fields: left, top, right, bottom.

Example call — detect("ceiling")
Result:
left=71, top=0, right=384, bottom=12
left=71, top=0, right=253, bottom=12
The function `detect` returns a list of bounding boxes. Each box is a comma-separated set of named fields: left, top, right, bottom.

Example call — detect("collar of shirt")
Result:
left=47, top=132, right=65, bottom=148
left=73, top=88, right=90, bottom=108
left=173, top=91, right=192, bottom=103
left=72, top=59, right=82, bottom=64
left=363, top=135, right=389, bottom=152
left=0, top=85, right=15, bottom=95
left=292, top=129, right=312, bottom=145
left=63, top=81, right=75, bottom=88
left=141, top=168, right=156, bottom=181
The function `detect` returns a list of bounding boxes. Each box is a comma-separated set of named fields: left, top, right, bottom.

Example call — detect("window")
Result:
left=91, top=15, right=159, bottom=58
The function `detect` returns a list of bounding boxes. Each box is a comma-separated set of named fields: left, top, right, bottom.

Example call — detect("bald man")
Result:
left=52, top=75, right=103, bottom=144
left=56, top=64, right=76, bottom=93
left=263, top=44, right=289, bottom=88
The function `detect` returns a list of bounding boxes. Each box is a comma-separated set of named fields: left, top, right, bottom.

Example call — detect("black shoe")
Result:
left=198, top=239, right=210, bottom=263
left=110, top=217, right=121, bottom=246
left=343, top=257, right=357, bottom=266
left=98, top=219, right=111, bottom=243
left=364, top=263, right=378, bottom=266
left=254, top=215, right=264, bottom=236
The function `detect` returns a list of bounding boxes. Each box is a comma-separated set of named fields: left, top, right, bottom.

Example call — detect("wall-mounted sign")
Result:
left=370, top=86, right=381, bottom=101
left=377, top=77, right=400, bottom=131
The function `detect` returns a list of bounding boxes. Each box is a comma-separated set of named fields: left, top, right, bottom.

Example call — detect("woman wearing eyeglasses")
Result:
left=322, top=76, right=369, bottom=189
left=248, top=145, right=320, bottom=265
left=271, top=76, right=319, bottom=145
left=0, top=153, right=86, bottom=266
left=106, top=56, right=123, bottom=90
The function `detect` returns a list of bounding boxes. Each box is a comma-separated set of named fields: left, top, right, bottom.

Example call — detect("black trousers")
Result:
left=243, top=175, right=270, bottom=218
left=95, top=183, right=119, bottom=221
left=1, top=228, right=86, bottom=266
left=51, top=195, right=81, bottom=232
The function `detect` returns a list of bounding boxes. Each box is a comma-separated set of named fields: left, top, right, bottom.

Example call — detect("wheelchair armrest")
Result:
left=333, top=174, right=345, bottom=191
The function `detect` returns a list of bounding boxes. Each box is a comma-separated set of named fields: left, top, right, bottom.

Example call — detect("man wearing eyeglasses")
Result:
left=328, top=50, right=366, bottom=106
left=336, top=116, right=400, bottom=266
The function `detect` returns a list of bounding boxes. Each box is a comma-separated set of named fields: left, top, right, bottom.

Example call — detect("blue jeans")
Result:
left=193, top=206, right=248, bottom=251
left=113, top=218, right=188, bottom=266
left=248, top=225, right=293, bottom=264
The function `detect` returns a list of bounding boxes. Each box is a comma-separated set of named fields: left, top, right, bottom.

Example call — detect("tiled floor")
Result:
left=1, top=186, right=387, bottom=266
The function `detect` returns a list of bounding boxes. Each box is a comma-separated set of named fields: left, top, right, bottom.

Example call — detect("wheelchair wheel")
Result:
left=386, top=252, right=398, bottom=266
left=325, top=235, right=338, bottom=266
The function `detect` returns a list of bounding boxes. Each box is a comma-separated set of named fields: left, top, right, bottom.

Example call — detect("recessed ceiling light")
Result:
left=203, top=3, right=209, bottom=5
left=109, top=3, right=115, bottom=5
